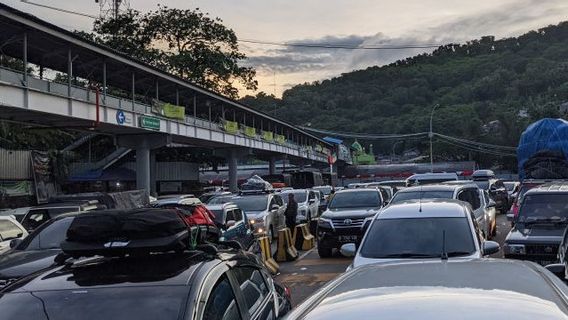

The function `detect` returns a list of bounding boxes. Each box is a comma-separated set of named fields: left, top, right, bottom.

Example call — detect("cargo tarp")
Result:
left=50, top=189, right=149, bottom=209
left=517, top=118, right=568, bottom=180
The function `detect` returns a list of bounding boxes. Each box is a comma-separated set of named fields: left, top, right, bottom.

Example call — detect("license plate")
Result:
left=338, top=235, right=358, bottom=243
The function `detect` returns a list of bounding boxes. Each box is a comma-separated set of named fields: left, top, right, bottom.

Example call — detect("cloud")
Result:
left=242, top=0, right=568, bottom=96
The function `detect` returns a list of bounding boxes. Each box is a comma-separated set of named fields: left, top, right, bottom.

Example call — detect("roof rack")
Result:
left=238, top=189, right=274, bottom=195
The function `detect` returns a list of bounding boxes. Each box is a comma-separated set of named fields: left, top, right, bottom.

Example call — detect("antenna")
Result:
left=441, top=230, right=448, bottom=260
left=96, top=0, right=130, bottom=19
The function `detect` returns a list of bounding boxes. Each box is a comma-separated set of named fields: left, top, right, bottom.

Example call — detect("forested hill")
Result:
left=241, top=21, right=568, bottom=165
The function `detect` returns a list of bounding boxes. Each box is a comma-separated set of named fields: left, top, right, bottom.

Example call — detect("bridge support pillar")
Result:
left=150, top=150, right=157, bottom=196
left=269, top=157, right=277, bottom=175
left=117, top=134, right=170, bottom=194
left=228, top=148, right=238, bottom=193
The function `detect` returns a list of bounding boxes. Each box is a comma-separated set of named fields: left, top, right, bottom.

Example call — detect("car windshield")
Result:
left=328, top=191, right=380, bottom=209
left=390, top=191, right=454, bottom=204
left=360, top=217, right=476, bottom=258
left=210, top=209, right=224, bottom=225
left=313, top=186, right=332, bottom=195
left=504, top=182, right=517, bottom=192
left=518, top=194, right=568, bottom=223
left=230, top=196, right=268, bottom=212
left=19, top=217, right=74, bottom=250
left=282, top=191, right=307, bottom=203
left=0, top=287, right=188, bottom=320
left=473, top=181, right=490, bottom=190
left=207, top=195, right=234, bottom=205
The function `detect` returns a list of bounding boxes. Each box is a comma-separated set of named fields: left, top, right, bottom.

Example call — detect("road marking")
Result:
left=297, top=248, right=315, bottom=260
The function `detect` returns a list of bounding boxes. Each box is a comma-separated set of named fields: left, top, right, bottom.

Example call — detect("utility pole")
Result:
left=429, top=104, right=439, bottom=173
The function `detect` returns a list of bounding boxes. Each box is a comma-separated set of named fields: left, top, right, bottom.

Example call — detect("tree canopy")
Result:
left=242, top=22, right=568, bottom=170
left=83, top=6, right=257, bottom=99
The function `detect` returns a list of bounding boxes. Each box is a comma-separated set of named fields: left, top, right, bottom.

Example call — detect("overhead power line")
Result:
left=239, top=39, right=442, bottom=50
left=300, top=126, right=429, bottom=139
left=20, top=0, right=98, bottom=18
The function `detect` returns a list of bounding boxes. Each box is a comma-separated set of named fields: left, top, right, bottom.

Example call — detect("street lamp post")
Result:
left=429, top=104, right=439, bottom=173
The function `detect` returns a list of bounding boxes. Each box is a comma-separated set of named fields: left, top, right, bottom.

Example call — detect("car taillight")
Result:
left=512, top=202, right=519, bottom=217
left=284, top=286, right=291, bottom=298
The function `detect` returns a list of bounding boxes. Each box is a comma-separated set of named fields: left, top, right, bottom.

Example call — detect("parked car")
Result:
left=0, top=248, right=291, bottom=319
left=504, top=181, right=521, bottom=198
left=341, top=200, right=499, bottom=269
left=286, top=259, right=568, bottom=319
left=504, top=183, right=568, bottom=266
left=20, top=201, right=102, bottom=232
left=0, top=216, right=28, bottom=255
left=281, top=189, right=320, bottom=223
left=0, top=213, right=77, bottom=288
left=510, top=179, right=551, bottom=218
left=405, top=172, right=458, bottom=187
left=312, top=185, right=334, bottom=199
left=230, top=191, right=286, bottom=240
left=207, top=202, right=255, bottom=250
left=373, top=180, right=406, bottom=193
left=390, top=184, right=496, bottom=239
left=0, top=207, right=30, bottom=222
left=472, top=178, right=509, bottom=213
left=317, top=189, right=384, bottom=258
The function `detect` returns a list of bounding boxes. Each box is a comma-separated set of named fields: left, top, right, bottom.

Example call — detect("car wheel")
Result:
left=318, top=245, right=333, bottom=258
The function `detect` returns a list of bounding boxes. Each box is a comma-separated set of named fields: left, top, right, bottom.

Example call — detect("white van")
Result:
left=405, top=172, right=458, bottom=187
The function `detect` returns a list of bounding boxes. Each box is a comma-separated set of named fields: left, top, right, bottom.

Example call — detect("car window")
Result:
left=282, top=192, right=307, bottom=204
left=234, top=209, right=243, bottom=222
left=204, top=274, right=242, bottom=320
left=226, top=210, right=236, bottom=223
left=232, top=267, right=270, bottom=316
left=458, top=189, right=480, bottom=210
left=21, top=217, right=74, bottom=250
left=0, top=220, right=24, bottom=241
left=308, top=192, right=316, bottom=200
left=328, top=191, right=381, bottom=209
left=360, top=217, right=476, bottom=258
left=230, top=196, right=269, bottom=212
left=483, top=191, right=491, bottom=205
left=518, top=194, right=568, bottom=222
left=390, top=191, right=453, bottom=204
left=274, top=195, right=284, bottom=206
left=269, top=198, right=278, bottom=209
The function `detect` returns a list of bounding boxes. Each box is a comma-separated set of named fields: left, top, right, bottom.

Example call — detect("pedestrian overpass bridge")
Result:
left=0, top=4, right=331, bottom=192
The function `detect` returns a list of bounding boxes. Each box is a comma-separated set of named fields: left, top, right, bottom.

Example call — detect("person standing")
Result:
left=285, top=193, right=298, bottom=231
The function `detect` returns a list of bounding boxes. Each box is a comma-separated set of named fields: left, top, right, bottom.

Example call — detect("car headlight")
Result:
left=318, top=217, right=332, bottom=229
left=504, top=244, right=526, bottom=255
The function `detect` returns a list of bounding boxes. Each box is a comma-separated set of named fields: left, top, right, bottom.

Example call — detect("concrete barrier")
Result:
left=275, top=228, right=298, bottom=262
left=293, top=223, right=315, bottom=251
left=258, top=235, right=279, bottom=274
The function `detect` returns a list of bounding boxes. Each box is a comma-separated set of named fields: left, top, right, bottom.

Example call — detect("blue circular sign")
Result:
left=116, top=110, right=126, bottom=125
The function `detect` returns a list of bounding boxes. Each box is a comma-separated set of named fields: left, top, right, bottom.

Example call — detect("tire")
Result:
left=318, top=245, right=333, bottom=258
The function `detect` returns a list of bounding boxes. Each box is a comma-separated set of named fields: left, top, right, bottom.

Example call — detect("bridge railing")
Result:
left=0, top=66, right=327, bottom=160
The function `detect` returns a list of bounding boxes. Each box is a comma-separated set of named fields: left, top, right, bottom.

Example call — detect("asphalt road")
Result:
left=275, top=213, right=512, bottom=306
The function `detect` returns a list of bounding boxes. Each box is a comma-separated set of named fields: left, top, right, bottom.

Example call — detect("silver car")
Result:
left=342, top=199, right=500, bottom=269
left=229, top=192, right=286, bottom=240
left=280, top=189, right=320, bottom=223
left=286, top=259, right=568, bottom=319
left=390, top=183, right=496, bottom=239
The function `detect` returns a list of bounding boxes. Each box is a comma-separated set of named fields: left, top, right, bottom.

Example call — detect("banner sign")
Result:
left=275, top=134, right=286, bottom=145
left=262, top=131, right=274, bottom=141
left=31, top=151, right=57, bottom=204
left=152, top=99, right=185, bottom=120
left=244, top=126, right=257, bottom=138
left=0, top=181, right=33, bottom=196
left=223, top=120, right=239, bottom=134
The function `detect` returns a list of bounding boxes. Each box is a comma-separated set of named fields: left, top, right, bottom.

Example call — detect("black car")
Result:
left=504, top=183, right=568, bottom=266
left=0, top=214, right=76, bottom=288
left=472, top=178, right=509, bottom=213
left=0, top=248, right=291, bottom=320
left=316, top=189, right=384, bottom=258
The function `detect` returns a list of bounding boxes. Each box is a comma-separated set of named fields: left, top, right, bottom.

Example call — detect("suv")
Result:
left=390, top=184, right=496, bottom=239
left=20, top=201, right=102, bottom=232
left=0, top=216, right=27, bottom=255
left=280, top=189, right=320, bottom=223
left=504, top=183, right=568, bottom=266
left=207, top=202, right=255, bottom=250
left=229, top=191, right=286, bottom=240
left=0, top=249, right=291, bottom=320
left=342, top=200, right=499, bottom=269
left=317, top=189, right=384, bottom=258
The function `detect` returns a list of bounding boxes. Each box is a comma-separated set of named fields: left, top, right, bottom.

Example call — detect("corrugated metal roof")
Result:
left=0, top=149, right=31, bottom=180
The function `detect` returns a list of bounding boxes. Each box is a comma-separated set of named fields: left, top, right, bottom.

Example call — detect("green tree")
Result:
left=84, top=6, right=257, bottom=99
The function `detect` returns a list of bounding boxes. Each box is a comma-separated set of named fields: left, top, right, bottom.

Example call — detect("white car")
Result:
left=281, top=189, right=320, bottom=223
left=0, top=216, right=28, bottom=255
left=342, top=199, right=500, bottom=270
left=405, top=172, right=458, bottom=186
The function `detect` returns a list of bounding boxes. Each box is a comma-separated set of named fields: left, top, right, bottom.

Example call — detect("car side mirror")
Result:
left=340, top=243, right=356, bottom=257
left=271, top=204, right=280, bottom=211
left=482, top=241, right=500, bottom=256
left=9, top=238, right=22, bottom=249
left=226, top=220, right=236, bottom=228
left=545, top=263, right=566, bottom=280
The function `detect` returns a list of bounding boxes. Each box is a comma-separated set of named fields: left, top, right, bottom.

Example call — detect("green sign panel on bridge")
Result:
left=140, top=116, right=161, bottom=130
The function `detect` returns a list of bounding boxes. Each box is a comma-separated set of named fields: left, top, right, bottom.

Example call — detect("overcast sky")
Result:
left=4, top=0, right=568, bottom=96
